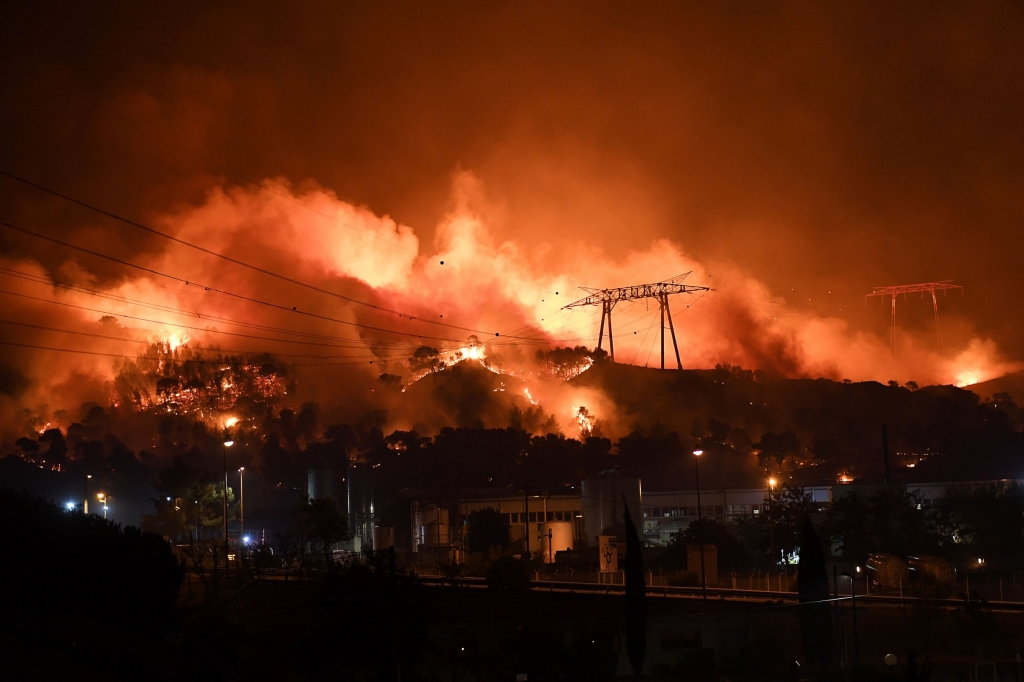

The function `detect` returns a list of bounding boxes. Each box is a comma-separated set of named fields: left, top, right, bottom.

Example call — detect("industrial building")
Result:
left=339, top=471, right=1020, bottom=562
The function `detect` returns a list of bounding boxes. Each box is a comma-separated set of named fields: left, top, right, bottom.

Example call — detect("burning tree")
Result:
left=536, top=346, right=599, bottom=381
left=112, top=341, right=288, bottom=418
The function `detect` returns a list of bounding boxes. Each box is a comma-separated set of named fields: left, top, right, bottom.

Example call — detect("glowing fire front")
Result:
left=572, top=405, right=597, bottom=438
left=113, top=341, right=287, bottom=418
left=405, top=341, right=491, bottom=384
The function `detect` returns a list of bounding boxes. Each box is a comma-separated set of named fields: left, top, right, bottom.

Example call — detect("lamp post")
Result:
left=841, top=571, right=859, bottom=663
left=223, top=435, right=233, bottom=573
left=767, top=477, right=777, bottom=569
left=83, top=474, right=92, bottom=514
left=693, top=447, right=707, bottom=600
left=97, top=492, right=108, bottom=520
left=238, top=467, right=245, bottom=541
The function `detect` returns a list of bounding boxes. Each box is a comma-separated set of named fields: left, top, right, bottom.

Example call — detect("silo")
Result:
left=538, top=521, right=574, bottom=563
left=866, top=552, right=908, bottom=590
left=372, top=526, right=395, bottom=550
left=307, top=468, right=334, bottom=501
left=582, top=471, right=642, bottom=544
left=419, top=506, right=449, bottom=547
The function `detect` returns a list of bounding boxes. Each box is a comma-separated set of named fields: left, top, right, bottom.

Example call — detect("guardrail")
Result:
left=413, top=575, right=1024, bottom=611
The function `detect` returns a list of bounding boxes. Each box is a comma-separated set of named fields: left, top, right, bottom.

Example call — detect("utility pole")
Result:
left=562, top=272, right=712, bottom=368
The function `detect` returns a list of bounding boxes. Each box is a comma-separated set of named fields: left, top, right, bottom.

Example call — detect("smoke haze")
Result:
left=2, top=1, right=1023, bottom=440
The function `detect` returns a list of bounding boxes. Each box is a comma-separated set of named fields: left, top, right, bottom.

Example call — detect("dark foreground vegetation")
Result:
left=6, top=490, right=1024, bottom=681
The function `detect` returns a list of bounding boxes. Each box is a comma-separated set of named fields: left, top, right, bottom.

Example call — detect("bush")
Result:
left=0, top=489, right=184, bottom=637
left=486, top=555, right=532, bottom=590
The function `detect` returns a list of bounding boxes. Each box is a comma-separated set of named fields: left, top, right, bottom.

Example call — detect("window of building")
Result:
left=529, top=512, right=537, bottom=522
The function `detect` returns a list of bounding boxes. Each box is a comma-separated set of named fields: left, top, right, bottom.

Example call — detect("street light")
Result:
left=238, top=467, right=245, bottom=541
left=767, top=477, right=777, bottom=569
left=223, top=435, right=233, bottom=574
left=84, top=474, right=92, bottom=514
left=693, top=447, right=707, bottom=600
left=97, top=492, right=109, bottom=520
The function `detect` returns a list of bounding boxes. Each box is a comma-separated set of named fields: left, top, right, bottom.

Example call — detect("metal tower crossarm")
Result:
left=561, top=273, right=713, bottom=369
left=866, top=280, right=963, bottom=355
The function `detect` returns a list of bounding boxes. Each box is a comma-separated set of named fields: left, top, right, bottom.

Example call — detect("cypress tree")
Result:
left=797, top=514, right=834, bottom=672
left=623, top=498, right=647, bottom=675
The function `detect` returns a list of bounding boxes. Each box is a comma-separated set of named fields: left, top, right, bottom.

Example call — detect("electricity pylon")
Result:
left=866, top=280, right=963, bottom=355
left=562, top=273, right=712, bottom=369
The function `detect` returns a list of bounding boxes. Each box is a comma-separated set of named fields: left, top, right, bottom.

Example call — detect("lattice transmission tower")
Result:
left=562, top=273, right=713, bottom=369
left=866, top=280, right=963, bottom=355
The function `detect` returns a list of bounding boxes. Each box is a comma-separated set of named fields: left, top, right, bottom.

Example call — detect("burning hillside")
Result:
left=112, top=341, right=289, bottom=420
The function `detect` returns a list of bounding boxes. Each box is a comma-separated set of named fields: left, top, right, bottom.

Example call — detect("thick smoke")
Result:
left=2, top=2, right=1023, bottom=444
left=0, top=171, right=1018, bottom=445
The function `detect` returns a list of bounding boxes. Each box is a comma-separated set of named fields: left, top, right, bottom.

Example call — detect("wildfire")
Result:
left=523, top=387, right=538, bottom=405
left=161, top=331, right=190, bottom=352
left=405, top=341, right=492, bottom=384
left=572, top=405, right=596, bottom=438
left=113, top=341, right=286, bottom=418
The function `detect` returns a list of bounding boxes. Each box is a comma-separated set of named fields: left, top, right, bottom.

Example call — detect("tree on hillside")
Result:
left=753, top=431, right=801, bottom=475
left=409, top=346, right=445, bottom=375
left=467, top=507, right=511, bottom=553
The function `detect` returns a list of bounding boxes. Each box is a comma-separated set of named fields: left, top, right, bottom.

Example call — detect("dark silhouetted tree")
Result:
left=302, top=497, right=350, bottom=565
left=467, top=507, right=512, bottom=553
left=797, top=516, right=833, bottom=673
left=623, top=499, right=647, bottom=675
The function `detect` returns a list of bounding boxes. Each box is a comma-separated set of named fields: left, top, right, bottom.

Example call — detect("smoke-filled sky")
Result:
left=1, top=1, right=1023, bottom=433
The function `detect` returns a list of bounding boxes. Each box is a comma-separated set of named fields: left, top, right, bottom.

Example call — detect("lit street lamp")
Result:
left=693, top=447, right=707, bottom=600
left=238, top=467, right=245, bottom=541
left=83, top=474, right=92, bottom=514
left=223, top=435, right=233, bottom=574
left=97, top=492, right=109, bottom=519
left=767, top=477, right=777, bottom=569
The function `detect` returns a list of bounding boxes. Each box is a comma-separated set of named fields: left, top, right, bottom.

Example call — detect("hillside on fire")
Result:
left=3, top=338, right=1021, bottom=527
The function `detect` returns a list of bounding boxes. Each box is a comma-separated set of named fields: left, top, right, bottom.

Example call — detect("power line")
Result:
left=0, top=219, right=477, bottom=344
left=0, top=318, right=407, bottom=360
left=0, top=170, right=511, bottom=339
left=0, top=288, right=439, bottom=354
left=0, top=339, right=390, bottom=367
left=0, top=266, right=446, bottom=351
